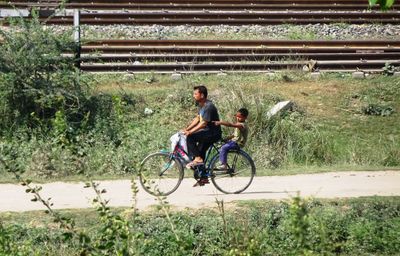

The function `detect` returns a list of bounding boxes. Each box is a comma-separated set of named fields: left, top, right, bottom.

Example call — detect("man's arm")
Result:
left=184, top=116, right=200, bottom=132
left=184, top=119, right=207, bottom=136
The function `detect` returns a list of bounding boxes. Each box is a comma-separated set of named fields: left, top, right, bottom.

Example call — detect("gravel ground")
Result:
left=76, top=24, right=400, bottom=40
left=19, top=23, right=398, bottom=40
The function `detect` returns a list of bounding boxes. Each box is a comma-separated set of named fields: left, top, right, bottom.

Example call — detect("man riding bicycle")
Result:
left=139, top=86, right=255, bottom=194
left=182, top=85, right=222, bottom=185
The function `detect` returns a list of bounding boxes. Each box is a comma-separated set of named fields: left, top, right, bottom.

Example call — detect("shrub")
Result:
left=262, top=111, right=334, bottom=166
left=0, top=12, right=88, bottom=132
left=2, top=196, right=400, bottom=255
left=362, top=103, right=394, bottom=116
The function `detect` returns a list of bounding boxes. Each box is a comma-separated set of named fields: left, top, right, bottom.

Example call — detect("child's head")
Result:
left=235, top=108, right=249, bottom=122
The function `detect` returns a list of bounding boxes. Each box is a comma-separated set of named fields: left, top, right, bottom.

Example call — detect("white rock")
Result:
left=144, top=108, right=153, bottom=115
left=0, top=9, right=29, bottom=17
left=352, top=72, right=365, bottom=79
left=267, top=101, right=293, bottom=118
left=311, top=72, right=321, bottom=79
left=171, top=73, right=182, bottom=80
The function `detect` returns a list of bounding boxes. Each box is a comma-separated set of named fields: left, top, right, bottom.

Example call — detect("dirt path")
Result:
left=1, top=171, right=399, bottom=212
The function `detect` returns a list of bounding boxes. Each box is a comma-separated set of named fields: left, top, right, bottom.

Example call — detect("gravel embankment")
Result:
left=2, top=23, right=399, bottom=40
left=76, top=24, right=400, bottom=40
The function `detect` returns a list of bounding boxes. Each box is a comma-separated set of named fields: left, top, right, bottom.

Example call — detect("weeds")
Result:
left=362, top=103, right=394, bottom=116
left=0, top=12, right=87, bottom=132
left=383, top=62, right=400, bottom=76
left=1, top=192, right=400, bottom=255
left=382, top=137, right=400, bottom=166
left=1, top=73, right=399, bottom=181
left=1, top=155, right=139, bottom=255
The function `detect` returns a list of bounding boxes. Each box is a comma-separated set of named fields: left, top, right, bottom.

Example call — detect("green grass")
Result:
left=1, top=72, right=399, bottom=183
left=2, top=196, right=399, bottom=228
left=1, top=196, right=400, bottom=255
left=94, top=72, right=400, bottom=167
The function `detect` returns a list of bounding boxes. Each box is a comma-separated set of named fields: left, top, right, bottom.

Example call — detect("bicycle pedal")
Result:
left=193, top=178, right=209, bottom=187
left=200, top=178, right=209, bottom=184
left=193, top=181, right=203, bottom=187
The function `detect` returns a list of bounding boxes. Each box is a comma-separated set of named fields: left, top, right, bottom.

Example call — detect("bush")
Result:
left=0, top=14, right=147, bottom=179
left=3, top=196, right=400, bottom=255
left=0, top=12, right=88, bottom=132
left=362, top=103, right=394, bottom=116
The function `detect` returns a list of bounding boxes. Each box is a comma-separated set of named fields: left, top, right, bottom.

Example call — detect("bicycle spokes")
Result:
left=161, top=160, right=175, bottom=176
left=210, top=150, right=255, bottom=194
left=139, top=152, right=184, bottom=196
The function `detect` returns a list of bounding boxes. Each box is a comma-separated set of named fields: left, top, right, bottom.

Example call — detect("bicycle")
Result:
left=139, top=137, right=256, bottom=196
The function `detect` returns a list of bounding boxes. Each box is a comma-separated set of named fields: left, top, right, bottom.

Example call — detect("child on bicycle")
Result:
left=213, top=108, right=249, bottom=170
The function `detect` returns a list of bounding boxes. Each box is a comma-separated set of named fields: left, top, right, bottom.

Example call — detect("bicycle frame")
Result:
left=204, top=143, right=222, bottom=167
left=173, top=141, right=242, bottom=169
left=140, top=140, right=255, bottom=195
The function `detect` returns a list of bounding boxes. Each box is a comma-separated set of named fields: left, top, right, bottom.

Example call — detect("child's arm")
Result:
left=214, top=121, right=245, bottom=130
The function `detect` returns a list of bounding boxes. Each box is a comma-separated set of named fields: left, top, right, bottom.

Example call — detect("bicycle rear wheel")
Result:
left=139, top=152, right=184, bottom=196
left=210, top=150, right=255, bottom=194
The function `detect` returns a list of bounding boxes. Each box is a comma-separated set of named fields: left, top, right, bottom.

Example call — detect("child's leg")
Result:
left=219, top=141, right=238, bottom=165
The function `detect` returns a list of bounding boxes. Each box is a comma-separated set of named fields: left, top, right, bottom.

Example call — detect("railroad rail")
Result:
left=2, top=0, right=400, bottom=10
left=1, top=0, right=400, bottom=25
left=77, top=40, right=400, bottom=73
left=2, top=10, right=400, bottom=25
left=42, top=12, right=400, bottom=25
left=2, top=2, right=399, bottom=73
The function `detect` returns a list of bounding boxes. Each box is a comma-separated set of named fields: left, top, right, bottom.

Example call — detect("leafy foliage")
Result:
left=2, top=196, right=400, bottom=255
left=369, top=0, right=396, bottom=9
left=362, top=103, right=394, bottom=116
left=0, top=12, right=87, bottom=132
left=383, top=62, right=400, bottom=76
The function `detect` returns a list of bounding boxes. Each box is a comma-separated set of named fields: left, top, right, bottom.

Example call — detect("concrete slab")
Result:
left=352, top=71, right=365, bottom=79
left=0, top=9, right=30, bottom=17
left=267, top=100, right=293, bottom=118
left=171, top=73, right=182, bottom=80
left=310, top=72, right=321, bottom=79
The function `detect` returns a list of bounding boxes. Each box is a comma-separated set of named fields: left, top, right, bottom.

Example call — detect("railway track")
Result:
left=1, top=0, right=400, bottom=25
left=2, top=11, right=400, bottom=25
left=2, top=2, right=399, bottom=73
left=33, top=12, right=400, bottom=25
left=2, top=0, right=399, bottom=11
left=78, top=40, right=400, bottom=73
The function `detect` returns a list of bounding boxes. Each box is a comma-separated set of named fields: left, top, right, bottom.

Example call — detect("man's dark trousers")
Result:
left=187, top=130, right=221, bottom=161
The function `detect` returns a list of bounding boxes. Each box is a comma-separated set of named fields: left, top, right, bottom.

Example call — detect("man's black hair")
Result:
left=238, top=108, right=249, bottom=117
left=193, top=85, right=208, bottom=98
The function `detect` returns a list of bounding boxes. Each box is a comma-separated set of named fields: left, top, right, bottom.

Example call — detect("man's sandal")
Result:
left=185, top=160, right=204, bottom=169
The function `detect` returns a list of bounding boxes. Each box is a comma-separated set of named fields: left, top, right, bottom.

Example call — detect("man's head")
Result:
left=235, top=108, right=249, bottom=122
left=193, top=85, right=208, bottom=103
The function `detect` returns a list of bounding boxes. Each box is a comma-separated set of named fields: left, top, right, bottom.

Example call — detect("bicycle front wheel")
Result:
left=139, top=152, right=184, bottom=196
left=210, top=150, right=255, bottom=194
